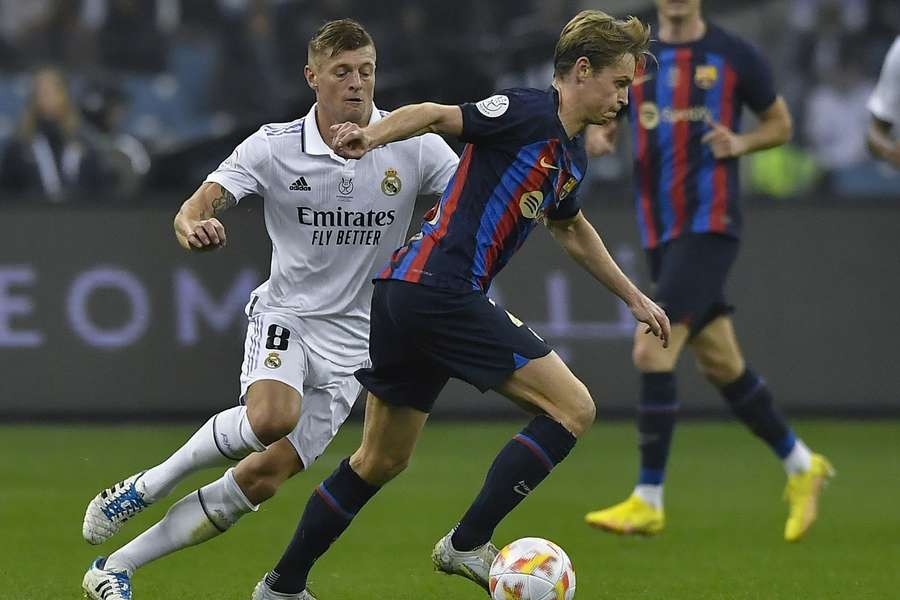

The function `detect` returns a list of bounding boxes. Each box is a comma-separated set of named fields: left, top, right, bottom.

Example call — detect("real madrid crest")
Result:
left=265, top=352, right=282, bottom=369
left=381, top=168, right=401, bottom=196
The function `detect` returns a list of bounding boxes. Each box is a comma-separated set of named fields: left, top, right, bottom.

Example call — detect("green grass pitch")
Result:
left=2, top=420, right=897, bottom=599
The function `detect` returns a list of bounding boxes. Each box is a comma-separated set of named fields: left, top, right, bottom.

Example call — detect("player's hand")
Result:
left=330, top=122, right=373, bottom=159
left=702, top=116, right=748, bottom=159
left=628, top=293, right=670, bottom=348
left=584, top=121, right=618, bottom=158
left=174, top=213, right=227, bottom=252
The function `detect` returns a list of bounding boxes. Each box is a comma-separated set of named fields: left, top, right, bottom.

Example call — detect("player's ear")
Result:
left=304, top=65, right=318, bottom=91
left=576, top=57, right=592, bottom=82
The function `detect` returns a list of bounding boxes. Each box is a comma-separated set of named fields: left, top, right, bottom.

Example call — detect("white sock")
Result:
left=634, top=484, right=664, bottom=510
left=106, top=468, right=257, bottom=575
left=783, top=438, right=813, bottom=475
left=139, top=406, right=266, bottom=501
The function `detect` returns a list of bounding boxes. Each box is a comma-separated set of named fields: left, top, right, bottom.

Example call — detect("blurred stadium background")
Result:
left=1, top=1, right=898, bottom=598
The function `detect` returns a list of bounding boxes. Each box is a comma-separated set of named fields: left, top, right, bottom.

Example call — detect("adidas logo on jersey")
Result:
left=290, top=176, right=311, bottom=191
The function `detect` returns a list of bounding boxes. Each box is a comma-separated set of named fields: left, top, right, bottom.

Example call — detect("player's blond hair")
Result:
left=308, top=19, right=375, bottom=67
left=553, top=10, right=651, bottom=77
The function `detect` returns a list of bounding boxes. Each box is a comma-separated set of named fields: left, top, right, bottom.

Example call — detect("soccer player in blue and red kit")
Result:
left=585, top=0, right=834, bottom=542
left=248, top=11, right=669, bottom=600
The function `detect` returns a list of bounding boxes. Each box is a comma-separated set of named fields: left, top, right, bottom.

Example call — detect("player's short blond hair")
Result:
left=308, top=19, right=375, bottom=67
left=553, top=10, right=651, bottom=77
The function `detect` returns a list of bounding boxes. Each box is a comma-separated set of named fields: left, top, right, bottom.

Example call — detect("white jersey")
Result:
left=206, top=104, right=458, bottom=365
left=868, top=36, right=900, bottom=126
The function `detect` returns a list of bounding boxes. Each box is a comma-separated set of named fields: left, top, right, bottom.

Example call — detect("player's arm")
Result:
left=332, top=103, right=463, bottom=159
left=547, top=211, right=670, bottom=347
left=866, top=117, right=900, bottom=167
left=702, top=96, right=792, bottom=159
left=173, top=182, right=235, bottom=251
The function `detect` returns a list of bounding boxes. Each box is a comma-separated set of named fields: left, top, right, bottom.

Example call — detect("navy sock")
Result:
left=267, top=459, right=379, bottom=594
left=721, top=369, right=793, bottom=458
left=637, top=372, right=678, bottom=485
left=452, top=415, right=576, bottom=551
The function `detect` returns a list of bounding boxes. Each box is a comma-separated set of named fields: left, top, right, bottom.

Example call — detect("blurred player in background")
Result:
left=80, top=19, right=458, bottom=600
left=247, top=11, right=668, bottom=600
left=867, top=36, right=900, bottom=167
left=584, top=0, right=834, bottom=542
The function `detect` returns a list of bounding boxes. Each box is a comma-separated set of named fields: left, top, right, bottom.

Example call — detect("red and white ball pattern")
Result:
left=489, top=537, right=576, bottom=600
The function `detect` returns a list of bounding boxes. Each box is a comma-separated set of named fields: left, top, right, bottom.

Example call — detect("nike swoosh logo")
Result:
left=539, top=158, right=559, bottom=170
left=633, top=74, right=655, bottom=86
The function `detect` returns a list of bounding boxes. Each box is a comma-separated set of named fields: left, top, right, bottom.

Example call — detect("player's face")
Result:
left=582, top=53, right=635, bottom=126
left=307, top=45, right=376, bottom=126
left=656, top=0, right=702, bottom=20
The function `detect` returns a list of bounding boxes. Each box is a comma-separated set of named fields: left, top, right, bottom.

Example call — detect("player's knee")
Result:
left=234, top=458, right=293, bottom=504
left=350, top=451, right=410, bottom=486
left=240, top=474, right=281, bottom=504
left=246, top=397, right=300, bottom=444
left=571, top=385, right=596, bottom=436
left=633, top=340, right=668, bottom=372
left=556, top=381, right=595, bottom=437
left=697, top=356, right=744, bottom=387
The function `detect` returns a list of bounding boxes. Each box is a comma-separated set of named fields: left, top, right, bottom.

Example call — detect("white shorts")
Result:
left=239, top=305, right=368, bottom=469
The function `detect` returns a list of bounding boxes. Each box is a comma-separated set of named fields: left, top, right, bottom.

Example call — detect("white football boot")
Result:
left=431, top=528, right=499, bottom=591
left=83, top=472, right=152, bottom=545
left=251, top=577, right=318, bottom=600
left=82, top=557, right=132, bottom=600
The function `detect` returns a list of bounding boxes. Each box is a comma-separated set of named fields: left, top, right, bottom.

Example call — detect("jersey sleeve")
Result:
left=417, top=133, right=460, bottom=196
left=545, top=188, right=582, bottom=222
left=458, top=89, right=540, bottom=146
left=734, top=41, right=778, bottom=114
left=204, top=127, right=270, bottom=201
left=868, top=37, right=900, bottom=125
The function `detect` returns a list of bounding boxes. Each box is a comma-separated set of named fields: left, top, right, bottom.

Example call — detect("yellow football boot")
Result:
left=585, top=494, right=664, bottom=535
left=784, top=454, right=835, bottom=542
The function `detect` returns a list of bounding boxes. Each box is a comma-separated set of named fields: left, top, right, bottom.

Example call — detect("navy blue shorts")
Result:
left=355, top=280, right=552, bottom=413
left=647, top=233, right=739, bottom=338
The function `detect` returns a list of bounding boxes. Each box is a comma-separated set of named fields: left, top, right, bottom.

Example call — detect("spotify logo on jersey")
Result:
left=519, top=191, right=544, bottom=220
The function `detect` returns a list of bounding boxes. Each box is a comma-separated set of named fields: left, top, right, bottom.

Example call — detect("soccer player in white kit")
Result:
left=81, top=19, right=458, bottom=600
left=867, top=36, right=900, bottom=168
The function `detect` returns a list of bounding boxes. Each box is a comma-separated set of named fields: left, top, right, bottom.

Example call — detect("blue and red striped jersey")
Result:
left=629, top=24, right=777, bottom=249
left=378, top=87, right=588, bottom=292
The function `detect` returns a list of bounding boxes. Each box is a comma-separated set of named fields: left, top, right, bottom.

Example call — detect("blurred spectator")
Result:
left=789, top=0, right=867, bottom=78
left=0, top=0, right=90, bottom=68
left=83, top=0, right=169, bottom=72
left=804, top=61, right=874, bottom=170
left=0, top=67, right=109, bottom=202
left=212, top=0, right=289, bottom=120
left=81, top=79, right=152, bottom=196
left=866, top=36, right=900, bottom=168
left=0, top=0, right=896, bottom=201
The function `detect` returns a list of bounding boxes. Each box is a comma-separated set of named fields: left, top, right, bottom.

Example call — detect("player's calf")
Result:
left=233, top=438, right=304, bottom=504
left=451, top=414, right=578, bottom=552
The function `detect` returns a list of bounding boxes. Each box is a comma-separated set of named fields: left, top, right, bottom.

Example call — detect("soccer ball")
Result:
left=489, top=537, right=576, bottom=600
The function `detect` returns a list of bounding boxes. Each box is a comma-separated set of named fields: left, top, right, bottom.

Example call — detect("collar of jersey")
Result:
left=547, top=85, right=583, bottom=164
left=303, top=102, right=382, bottom=162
